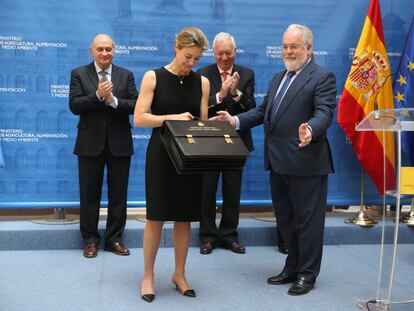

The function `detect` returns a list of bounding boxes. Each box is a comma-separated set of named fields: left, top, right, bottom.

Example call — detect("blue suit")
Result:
left=238, top=57, right=336, bottom=282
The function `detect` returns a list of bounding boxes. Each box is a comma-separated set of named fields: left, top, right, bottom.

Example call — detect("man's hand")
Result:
left=298, top=123, right=312, bottom=147
left=218, top=75, right=232, bottom=100
left=230, top=71, right=240, bottom=96
left=97, top=80, right=113, bottom=98
left=105, top=92, right=115, bottom=103
left=208, top=110, right=236, bottom=127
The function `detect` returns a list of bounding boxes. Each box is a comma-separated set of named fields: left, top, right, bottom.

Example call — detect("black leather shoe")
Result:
left=141, top=293, right=155, bottom=303
left=277, top=245, right=288, bottom=254
left=267, top=272, right=296, bottom=285
left=223, top=241, right=246, bottom=254
left=200, top=242, right=215, bottom=255
left=173, top=281, right=196, bottom=298
left=287, top=277, right=314, bottom=295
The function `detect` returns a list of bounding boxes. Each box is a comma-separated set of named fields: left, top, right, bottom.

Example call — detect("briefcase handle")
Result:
left=185, top=134, right=234, bottom=144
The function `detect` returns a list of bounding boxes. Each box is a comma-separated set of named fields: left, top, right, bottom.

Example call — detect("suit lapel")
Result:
left=265, top=73, right=284, bottom=123
left=87, top=63, right=99, bottom=89
left=210, top=65, right=222, bottom=92
left=272, top=60, right=316, bottom=127
left=111, top=65, right=120, bottom=93
left=231, top=64, right=239, bottom=76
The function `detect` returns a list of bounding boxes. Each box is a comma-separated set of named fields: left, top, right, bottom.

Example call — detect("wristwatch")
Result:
left=96, top=90, right=105, bottom=102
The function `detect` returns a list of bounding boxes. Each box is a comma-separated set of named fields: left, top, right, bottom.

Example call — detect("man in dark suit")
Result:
left=211, top=24, right=336, bottom=295
left=197, top=32, right=256, bottom=255
left=69, top=34, right=138, bottom=258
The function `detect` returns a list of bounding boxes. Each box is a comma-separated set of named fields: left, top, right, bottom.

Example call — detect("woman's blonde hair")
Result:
left=175, top=27, right=209, bottom=50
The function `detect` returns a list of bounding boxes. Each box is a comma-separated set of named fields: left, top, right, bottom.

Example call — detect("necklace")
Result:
left=165, top=64, right=186, bottom=84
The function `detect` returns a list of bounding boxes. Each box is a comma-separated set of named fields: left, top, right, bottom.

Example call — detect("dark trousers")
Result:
left=270, top=172, right=327, bottom=283
left=78, top=150, right=131, bottom=245
left=277, top=225, right=285, bottom=248
left=199, top=170, right=242, bottom=245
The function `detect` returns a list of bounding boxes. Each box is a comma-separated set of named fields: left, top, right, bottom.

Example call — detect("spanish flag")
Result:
left=337, top=0, right=395, bottom=195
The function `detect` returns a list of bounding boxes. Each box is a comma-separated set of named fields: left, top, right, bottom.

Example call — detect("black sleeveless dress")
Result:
left=145, top=67, right=203, bottom=221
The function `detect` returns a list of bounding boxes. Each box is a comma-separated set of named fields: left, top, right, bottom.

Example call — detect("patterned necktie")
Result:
left=221, top=71, right=228, bottom=81
left=100, top=70, right=108, bottom=82
left=269, top=71, right=296, bottom=123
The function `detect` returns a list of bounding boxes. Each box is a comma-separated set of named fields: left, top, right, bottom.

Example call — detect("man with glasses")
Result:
left=197, top=32, right=256, bottom=255
left=69, top=34, right=138, bottom=258
left=210, top=24, right=336, bottom=295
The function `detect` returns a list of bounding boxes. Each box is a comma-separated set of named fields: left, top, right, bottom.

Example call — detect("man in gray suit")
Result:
left=210, top=24, right=336, bottom=295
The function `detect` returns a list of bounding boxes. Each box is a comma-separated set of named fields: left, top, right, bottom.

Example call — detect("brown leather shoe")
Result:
left=83, top=243, right=98, bottom=258
left=104, top=242, right=130, bottom=256
left=224, top=241, right=246, bottom=254
left=200, top=242, right=215, bottom=255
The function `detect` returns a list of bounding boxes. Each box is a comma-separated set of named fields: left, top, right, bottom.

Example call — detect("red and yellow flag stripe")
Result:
left=337, top=0, right=396, bottom=195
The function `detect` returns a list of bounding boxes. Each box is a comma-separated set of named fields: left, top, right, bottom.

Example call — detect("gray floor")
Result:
left=1, top=244, right=414, bottom=311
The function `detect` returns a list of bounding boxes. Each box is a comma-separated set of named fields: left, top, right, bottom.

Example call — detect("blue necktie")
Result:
left=269, top=71, right=296, bottom=123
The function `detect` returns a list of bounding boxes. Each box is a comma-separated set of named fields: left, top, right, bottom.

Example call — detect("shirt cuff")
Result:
left=96, top=90, right=105, bottom=102
left=231, top=89, right=242, bottom=102
left=108, top=97, right=118, bottom=109
left=235, top=116, right=240, bottom=130
left=216, top=92, right=224, bottom=104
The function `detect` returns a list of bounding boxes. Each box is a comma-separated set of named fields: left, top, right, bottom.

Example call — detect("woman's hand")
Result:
left=169, top=112, right=194, bottom=121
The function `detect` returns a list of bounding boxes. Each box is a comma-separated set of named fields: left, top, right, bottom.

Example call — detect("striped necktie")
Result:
left=268, top=71, right=296, bottom=123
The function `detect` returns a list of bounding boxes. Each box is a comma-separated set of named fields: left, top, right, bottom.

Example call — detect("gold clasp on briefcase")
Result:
left=186, top=134, right=195, bottom=144
left=224, top=134, right=233, bottom=144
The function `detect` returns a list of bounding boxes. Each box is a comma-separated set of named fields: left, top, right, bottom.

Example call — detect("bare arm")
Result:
left=200, top=76, right=210, bottom=120
left=133, top=70, right=194, bottom=128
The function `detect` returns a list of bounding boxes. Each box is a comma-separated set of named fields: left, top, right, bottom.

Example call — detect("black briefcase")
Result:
left=160, top=120, right=249, bottom=174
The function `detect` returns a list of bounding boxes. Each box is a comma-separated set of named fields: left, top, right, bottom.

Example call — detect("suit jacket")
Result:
left=69, top=62, right=138, bottom=157
left=238, top=58, right=336, bottom=175
left=197, top=64, right=256, bottom=152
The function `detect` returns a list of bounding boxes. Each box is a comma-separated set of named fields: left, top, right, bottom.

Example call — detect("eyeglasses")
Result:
left=281, top=44, right=306, bottom=51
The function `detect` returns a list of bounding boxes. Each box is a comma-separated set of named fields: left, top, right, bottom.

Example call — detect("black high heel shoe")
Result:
left=172, top=281, right=196, bottom=297
left=141, top=293, right=155, bottom=303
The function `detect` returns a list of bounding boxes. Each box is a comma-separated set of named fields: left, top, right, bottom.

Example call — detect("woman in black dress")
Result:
left=133, top=27, right=210, bottom=302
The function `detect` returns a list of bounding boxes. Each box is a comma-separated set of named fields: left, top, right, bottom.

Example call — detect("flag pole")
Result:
left=350, top=168, right=377, bottom=227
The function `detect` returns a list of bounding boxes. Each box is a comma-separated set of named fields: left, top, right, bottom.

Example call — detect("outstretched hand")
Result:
left=298, top=123, right=312, bottom=147
left=208, top=111, right=236, bottom=127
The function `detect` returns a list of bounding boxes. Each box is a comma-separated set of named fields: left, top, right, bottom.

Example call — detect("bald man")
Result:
left=69, top=34, right=138, bottom=258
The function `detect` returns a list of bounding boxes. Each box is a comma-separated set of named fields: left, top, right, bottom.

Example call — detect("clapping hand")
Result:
left=229, top=71, right=240, bottom=96
left=97, top=79, right=113, bottom=99
left=219, top=75, right=233, bottom=100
